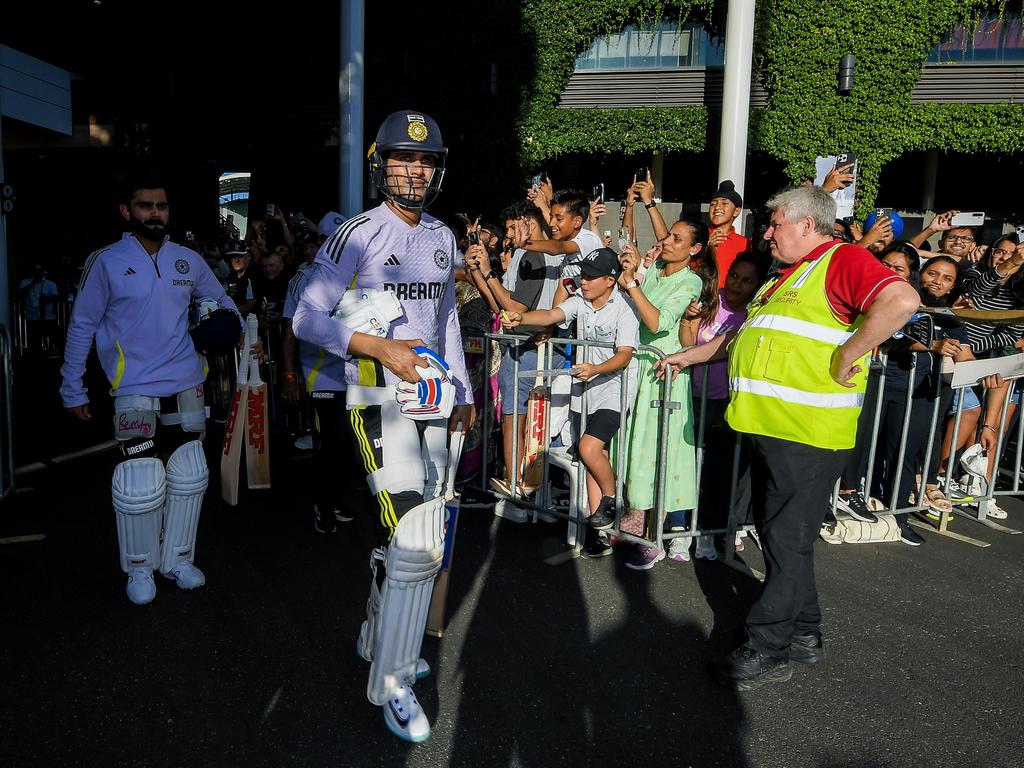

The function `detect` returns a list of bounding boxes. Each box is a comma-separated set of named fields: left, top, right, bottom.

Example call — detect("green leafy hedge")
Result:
left=519, top=0, right=1024, bottom=218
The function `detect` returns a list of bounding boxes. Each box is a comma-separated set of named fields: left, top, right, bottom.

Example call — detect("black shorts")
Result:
left=570, top=408, right=621, bottom=449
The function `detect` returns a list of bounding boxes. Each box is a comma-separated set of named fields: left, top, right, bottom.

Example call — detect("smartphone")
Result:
left=266, top=203, right=275, bottom=219
left=950, top=211, right=985, bottom=227
left=874, top=207, right=894, bottom=223
left=636, top=166, right=648, bottom=182
left=531, top=172, right=546, bottom=189
left=1015, top=225, right=1024, bottom=242
left=468, top=231, right=479, bottom=246
left=834, top=152, right=858, bottom=178
left=592, top=183, right=604, bottom=202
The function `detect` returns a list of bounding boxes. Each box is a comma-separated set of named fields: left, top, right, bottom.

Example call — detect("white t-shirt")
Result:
left=558, top=286, right=640, bottom=414
left=559, top=228, right=605, bottom=290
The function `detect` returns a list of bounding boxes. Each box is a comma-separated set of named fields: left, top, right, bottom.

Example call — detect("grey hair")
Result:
left=766, top=186, right=837, bottom=237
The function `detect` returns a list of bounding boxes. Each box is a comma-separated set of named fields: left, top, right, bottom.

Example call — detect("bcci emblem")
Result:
left=175, top=259, right=190, bottom=275
left=433, top=249, right=450, bottom=270
left=407, top=121, right=429, bottom=142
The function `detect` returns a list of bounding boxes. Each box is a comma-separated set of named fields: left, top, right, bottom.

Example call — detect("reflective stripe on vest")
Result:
left=730, top=376, right=865, bottom=409
left=744, top=314, right=854, bottom=347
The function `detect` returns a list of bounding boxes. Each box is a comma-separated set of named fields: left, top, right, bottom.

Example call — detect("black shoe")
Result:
left=588, top=496, right=616, bottom=530
left=711, top=644, right=792, bottom=691
left=789, top=633, right=826, bottom=665
left=899, top=521, right=925, bottom=546
left=581, top=529, right=613, bottom=558
left=313, top=504, right=336, bottom=535
left=836, top=491, right=877, bottom=523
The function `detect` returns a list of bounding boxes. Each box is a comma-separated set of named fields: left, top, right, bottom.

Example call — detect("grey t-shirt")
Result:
left=558, top=287, right=640, bottom=414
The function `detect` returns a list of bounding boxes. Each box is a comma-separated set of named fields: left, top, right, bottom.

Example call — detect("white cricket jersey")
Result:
left=291, top=203, right=472, bottom=404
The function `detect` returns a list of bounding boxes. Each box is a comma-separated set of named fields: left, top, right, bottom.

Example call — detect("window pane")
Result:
left=628, top=26, right=659, bottom=68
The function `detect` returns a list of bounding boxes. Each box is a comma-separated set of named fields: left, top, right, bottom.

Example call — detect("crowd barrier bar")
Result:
left=0, top=325, right=14, bottom=501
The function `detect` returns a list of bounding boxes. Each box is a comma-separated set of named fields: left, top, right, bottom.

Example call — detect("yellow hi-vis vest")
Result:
left=725, top=244, right=868, bottom=450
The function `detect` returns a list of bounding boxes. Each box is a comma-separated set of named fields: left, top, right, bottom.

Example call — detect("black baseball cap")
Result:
left=578, top=247, right=621, bottom=278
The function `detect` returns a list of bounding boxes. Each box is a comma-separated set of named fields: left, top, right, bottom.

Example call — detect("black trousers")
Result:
left=310, top=390, right=365, bottom=518
left=746, top=435, right=846, bottom=658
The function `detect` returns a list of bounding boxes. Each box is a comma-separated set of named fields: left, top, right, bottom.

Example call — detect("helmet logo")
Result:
left=407, top=119, right=429, bottom=142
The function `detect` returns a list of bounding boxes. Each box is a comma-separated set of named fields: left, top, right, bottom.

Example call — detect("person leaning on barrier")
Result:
left=500, top=247, right=640, bottom=537
left=704, top=185, right=919, bottom=691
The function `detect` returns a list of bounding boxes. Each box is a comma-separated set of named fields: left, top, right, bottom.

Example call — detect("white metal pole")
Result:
left=718, top=0, right=756, bottom=231
left=339, top=0, right=365, bottom=216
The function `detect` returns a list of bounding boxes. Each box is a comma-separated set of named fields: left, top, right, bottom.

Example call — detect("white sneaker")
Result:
left=165, top=561, right=206, bottom=590
left=494, top=499, right=528, bottom=523
left=126, top=567, right=156, bottom=605
left=985, top=500, right=1008, bottom=520
left=667, top=537, right=691, bottom=562
left=383, top=685, right=431, bottom=743
left=695, top=536, right=718, bottom=560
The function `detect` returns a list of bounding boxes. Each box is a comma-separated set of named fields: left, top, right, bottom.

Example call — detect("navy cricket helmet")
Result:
left=368, top=110, right=447, bottom=210
left=190, top=300, right=242, bottom=356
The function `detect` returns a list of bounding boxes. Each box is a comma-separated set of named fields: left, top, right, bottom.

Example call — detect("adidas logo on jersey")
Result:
left=384, top=255, right=401, bottom=266
left=123, top=267, right=137, bottom=276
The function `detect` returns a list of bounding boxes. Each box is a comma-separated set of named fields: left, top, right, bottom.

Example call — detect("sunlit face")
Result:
left=660, top=221, right=699, bottom=264
left=939, top=227, right=975, bottom=257
left=383, top=150, right=437, bottom=203
left=920, top=260, right=957, bottom=298
left=579, top=273, right=614, bottom=300
left=724, top=260, right=760, bottom=306
left=762, top=207, right=810, bottom=264
left=708, top=196, right=739, bottom=228
left=991, top=238, right=1017, bottom=268
left=121, top=188, right=169, bottom=242
left=549, top=204, right=582, bottom=241
left=880, top=252, right=912, bottom=278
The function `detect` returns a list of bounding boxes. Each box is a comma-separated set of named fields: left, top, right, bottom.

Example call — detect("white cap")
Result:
left=319, top=211, right=346, bottom=237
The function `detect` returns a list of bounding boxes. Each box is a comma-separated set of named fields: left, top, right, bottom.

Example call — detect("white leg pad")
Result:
left=113, top=458, right=166, bottom=572
left=367, top=497, right=445, bottom=705
left=160, top=440, right=209, bottom=574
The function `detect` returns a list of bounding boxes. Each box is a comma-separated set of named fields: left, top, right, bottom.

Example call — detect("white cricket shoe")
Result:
left=165, top=561, right=206, bottom=590
left=126, top=567, right=156, bottom=605
left=383, top=685, right=431, bottom=743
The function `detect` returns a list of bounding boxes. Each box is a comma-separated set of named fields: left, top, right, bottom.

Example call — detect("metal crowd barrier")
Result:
left=480, top=317, right=1024, bottom=566
left=481, top=331, right=736, bottom=565
left=0, top=325, right=14, bottom=500
left=846, top=340, right=1024, bottom=548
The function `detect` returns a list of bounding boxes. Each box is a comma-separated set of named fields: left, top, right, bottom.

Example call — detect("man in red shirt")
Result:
left=707, top=180, right=749, bottom=288
left=709, top=185, right=919, bottom=691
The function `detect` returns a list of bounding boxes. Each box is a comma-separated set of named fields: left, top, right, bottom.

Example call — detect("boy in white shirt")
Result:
left=501, top=247, right=639, bottom=526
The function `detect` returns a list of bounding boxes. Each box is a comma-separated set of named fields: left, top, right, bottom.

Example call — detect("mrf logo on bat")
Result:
left=246, top=389, right=266, bottom=453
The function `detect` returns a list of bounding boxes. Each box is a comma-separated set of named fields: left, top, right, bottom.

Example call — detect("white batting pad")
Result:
left=367, top=497, right=445, bottom=705
left=112, top=457, right=166, bottom=573
left=160, top=440, right=209, bottom=574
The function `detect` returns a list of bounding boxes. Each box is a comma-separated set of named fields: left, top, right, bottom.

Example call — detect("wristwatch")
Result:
left=645, top=201, right=657, bottom=209
left=624, top=279, right=639, bottom=290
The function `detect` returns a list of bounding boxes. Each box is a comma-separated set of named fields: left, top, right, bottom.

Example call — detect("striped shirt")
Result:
left=959, top=263, right=1024, bottom=354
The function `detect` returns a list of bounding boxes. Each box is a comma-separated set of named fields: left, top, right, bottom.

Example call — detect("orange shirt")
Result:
left=714, top=229, right=749, bottom=288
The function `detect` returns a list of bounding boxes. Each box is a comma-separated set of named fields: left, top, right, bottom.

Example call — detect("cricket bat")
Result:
left=426, top=424, right=465, bottom=638
left=245, top=314, right=271, bottom=489
left=220, top=329, right=251, bottom=505
left=520, top=370, right=550, bottom=494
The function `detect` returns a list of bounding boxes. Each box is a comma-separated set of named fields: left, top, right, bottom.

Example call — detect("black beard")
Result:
left=129, top=216, right=166, bottom=243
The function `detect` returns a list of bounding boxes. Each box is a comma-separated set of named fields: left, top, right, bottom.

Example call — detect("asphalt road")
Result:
left=2, top=437, right=1023, bottom=768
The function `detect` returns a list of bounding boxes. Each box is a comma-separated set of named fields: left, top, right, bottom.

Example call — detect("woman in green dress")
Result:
left=618, top=216, right=714, bottom=570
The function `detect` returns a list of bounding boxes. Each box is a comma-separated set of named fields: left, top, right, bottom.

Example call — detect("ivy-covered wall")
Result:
left=519, top=0, right=1024, bottom=218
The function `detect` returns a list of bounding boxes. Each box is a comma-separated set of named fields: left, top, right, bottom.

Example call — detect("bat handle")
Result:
left=446, top=421, right=464, bottom=501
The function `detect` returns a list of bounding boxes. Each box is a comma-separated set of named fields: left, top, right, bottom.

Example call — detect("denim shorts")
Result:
left=499, top=345, right=538, bottom=416
left=948, top=386, right=980, bottom=414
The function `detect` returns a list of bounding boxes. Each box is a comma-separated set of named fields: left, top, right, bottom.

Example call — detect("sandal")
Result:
left=924, top=484, right=953, bottom=515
